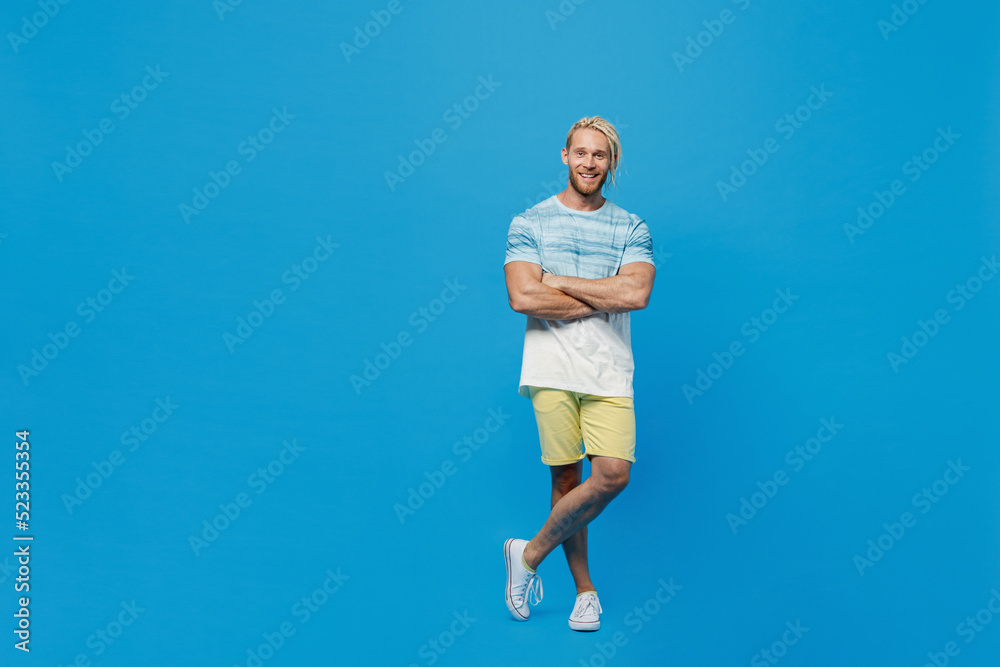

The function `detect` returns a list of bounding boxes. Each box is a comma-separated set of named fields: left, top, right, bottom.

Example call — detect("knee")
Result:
left=551, top=464, right=582, bottom=495
left=595, top=467, right=629, bottom=498
left=553, top=476, right=581, bottom=499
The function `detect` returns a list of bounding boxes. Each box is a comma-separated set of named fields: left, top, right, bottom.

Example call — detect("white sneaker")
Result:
left=569, top=591, right=602, bottom=631
left=504, top=538, right=543, bottom=621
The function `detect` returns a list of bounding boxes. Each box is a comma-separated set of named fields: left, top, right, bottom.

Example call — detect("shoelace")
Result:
left=525, top=574, right=543, bottom=606
left=574, top=593, right=601, bottom=618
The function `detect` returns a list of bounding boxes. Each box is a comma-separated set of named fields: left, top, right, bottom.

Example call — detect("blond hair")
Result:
left=565, top=116, right=623, bottom=189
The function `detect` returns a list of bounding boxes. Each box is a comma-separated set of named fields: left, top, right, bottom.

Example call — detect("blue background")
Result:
left=2, top=0, right=999, bottom=665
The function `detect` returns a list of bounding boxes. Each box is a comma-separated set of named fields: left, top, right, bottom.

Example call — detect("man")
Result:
left=503, top=116, right=655, bottom=632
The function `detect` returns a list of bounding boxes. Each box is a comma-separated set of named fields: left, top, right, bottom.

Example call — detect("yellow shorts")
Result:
left=527, top=386, right=636, bottom=466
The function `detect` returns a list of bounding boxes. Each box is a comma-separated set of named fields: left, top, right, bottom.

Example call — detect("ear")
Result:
left=561, top=147, right=569, bottom=165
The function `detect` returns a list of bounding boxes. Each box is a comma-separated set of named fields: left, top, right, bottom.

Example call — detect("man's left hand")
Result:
left=541, top=272, right=563, bottom=289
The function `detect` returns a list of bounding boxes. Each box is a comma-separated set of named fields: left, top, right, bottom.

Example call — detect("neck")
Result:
left=557, top=188, right=605, bottom=212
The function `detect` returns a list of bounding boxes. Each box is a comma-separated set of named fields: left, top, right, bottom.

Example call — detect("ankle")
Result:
left=523, top=543, right=540, bottom=571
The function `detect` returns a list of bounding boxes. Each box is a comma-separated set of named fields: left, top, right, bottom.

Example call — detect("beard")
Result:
left=569, top=169, right=607, bottom=196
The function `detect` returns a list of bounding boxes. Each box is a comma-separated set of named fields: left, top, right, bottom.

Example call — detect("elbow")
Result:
left=508, top=293, right=527, bottom=314
left=632, top=292, right=651, bottom=311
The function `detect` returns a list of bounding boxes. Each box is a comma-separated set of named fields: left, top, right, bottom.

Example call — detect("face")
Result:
left=562, top=128, right=611, bottom=196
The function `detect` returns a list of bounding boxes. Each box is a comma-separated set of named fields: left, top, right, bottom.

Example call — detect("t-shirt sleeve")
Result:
left=504, top=214, right=541, bottom=266
left=621, top=218, right=655, bottom=266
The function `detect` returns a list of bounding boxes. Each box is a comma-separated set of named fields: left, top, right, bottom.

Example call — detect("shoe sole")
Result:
left=504, top=538, right=529, bottom=621
left=569, top=619, right=601, bottom=631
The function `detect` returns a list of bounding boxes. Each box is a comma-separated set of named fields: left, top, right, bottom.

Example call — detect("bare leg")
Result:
left=523, top=456, right=630, bottom=571
left=550, top=462, right=595, bottom=594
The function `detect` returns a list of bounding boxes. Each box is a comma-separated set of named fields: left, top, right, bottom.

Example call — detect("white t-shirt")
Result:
left=504, top=195, right=655, bottom=398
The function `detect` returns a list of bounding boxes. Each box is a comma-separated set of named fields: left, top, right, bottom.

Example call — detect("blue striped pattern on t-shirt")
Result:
left=504, top=195, right=654, bottom=278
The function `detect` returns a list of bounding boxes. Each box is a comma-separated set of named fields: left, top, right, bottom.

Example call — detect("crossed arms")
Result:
left=504, top=261, right=655, bottom=320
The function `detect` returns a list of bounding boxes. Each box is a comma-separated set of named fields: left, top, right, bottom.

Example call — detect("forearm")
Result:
left=546, top=274, right=648, bottom=314
left=512, top=281, right=597, bottom=320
